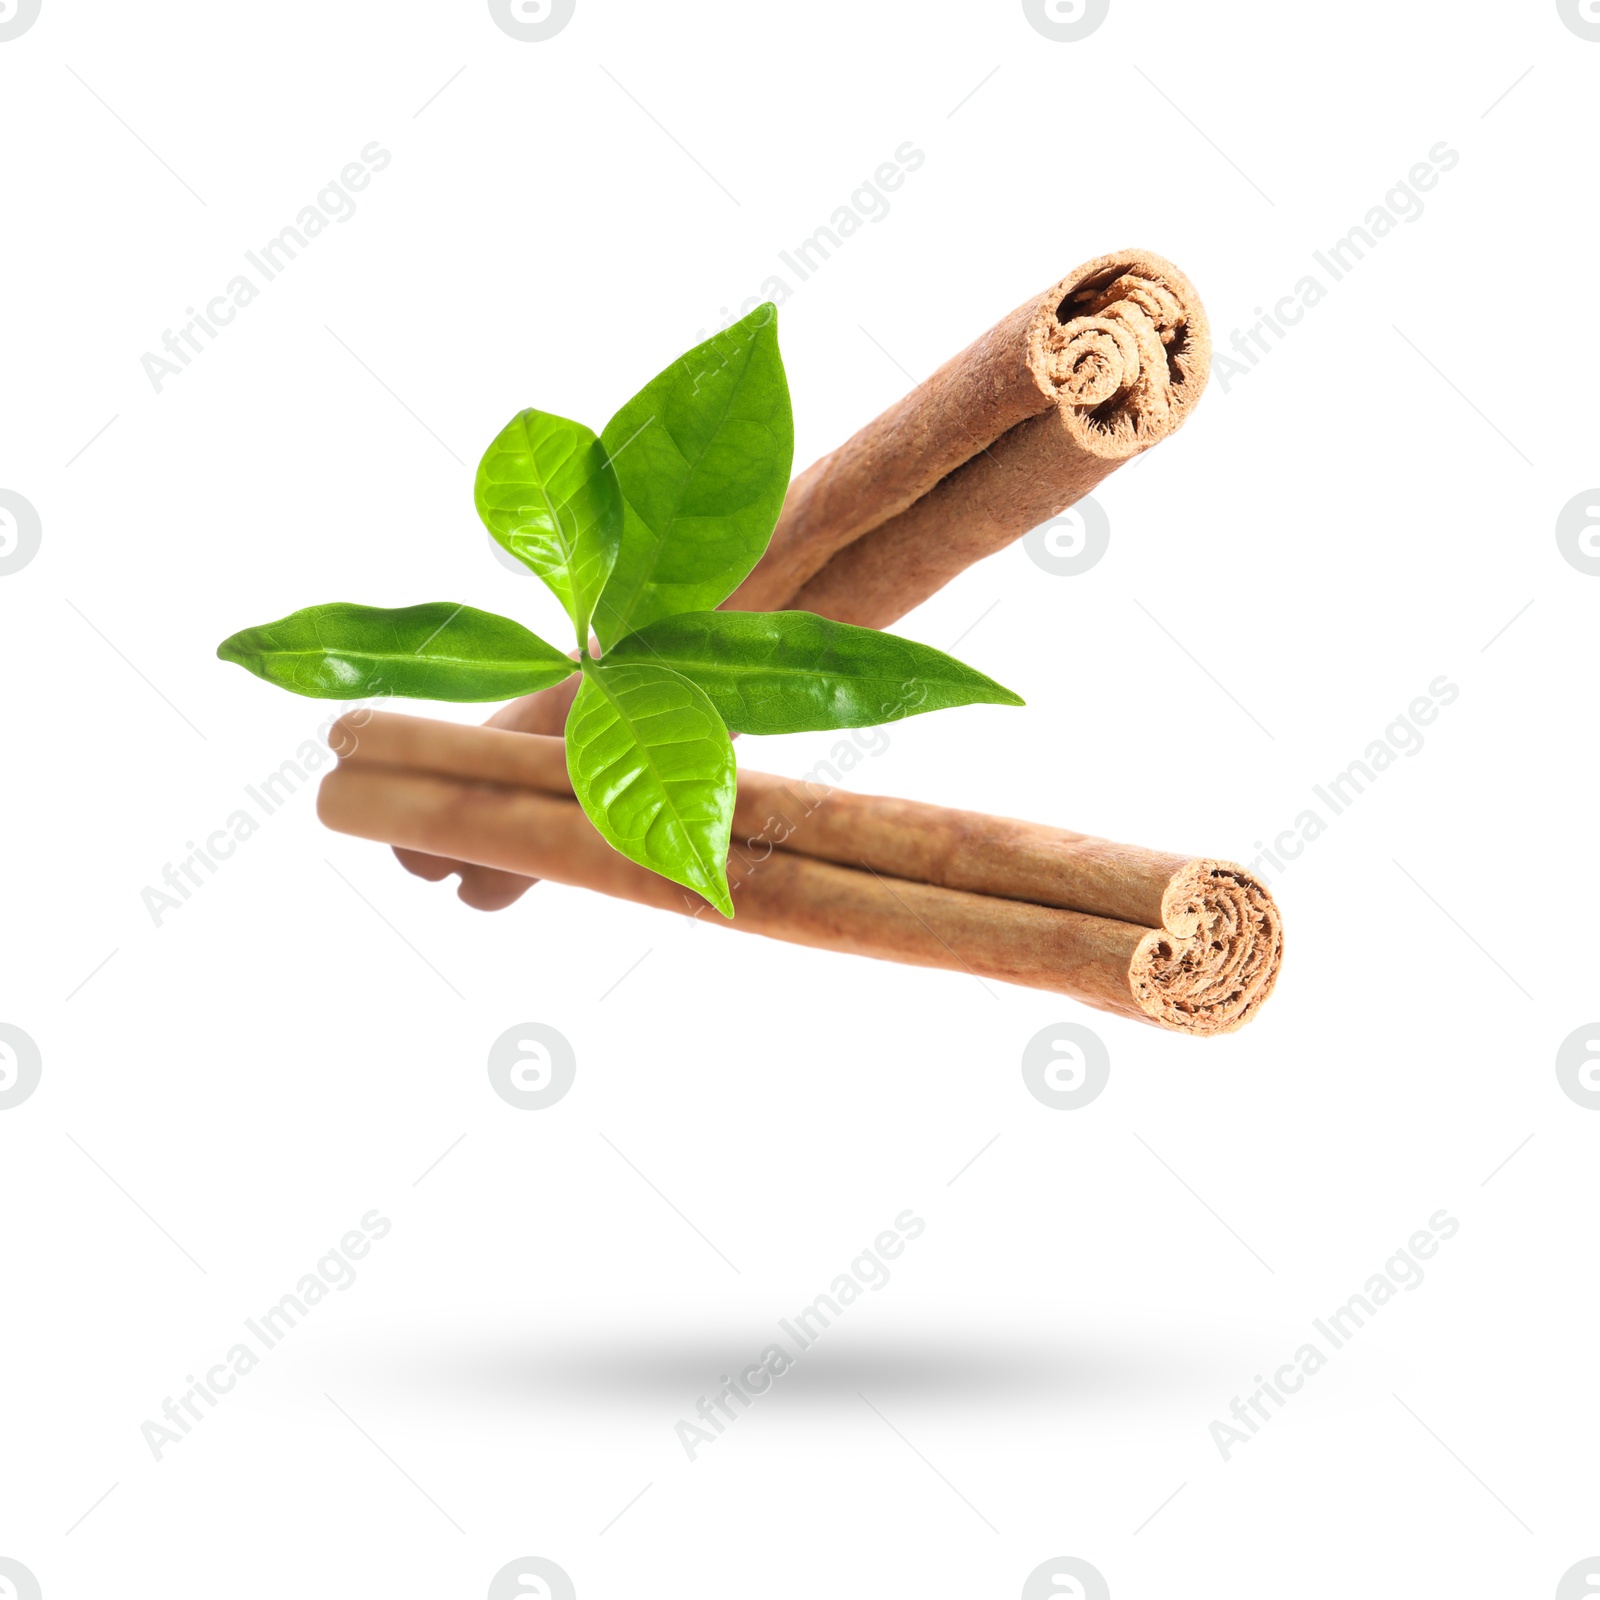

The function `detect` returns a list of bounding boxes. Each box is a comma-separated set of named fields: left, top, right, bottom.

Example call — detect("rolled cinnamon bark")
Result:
left=736, top=247, right=1210, bottom=620
left=401, top=248, right=1210, bottom=907
left=335, top=713, right=1278, bottom=1035
left=389, top=669, right=579, bottom=909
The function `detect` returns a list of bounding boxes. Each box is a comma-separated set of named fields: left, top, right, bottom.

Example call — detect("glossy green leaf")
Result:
left=592, top=304, right=793, bottom=650
left=216, top=602, right=578, bottom=701
left=565, top=659, right=736, bottom=916
left=474, top=408, right=623, bottom=644
left=602, top=610, right=1024, bottom=734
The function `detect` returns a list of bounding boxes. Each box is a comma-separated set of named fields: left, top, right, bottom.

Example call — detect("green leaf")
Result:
left=216, top=602, right=578, bottom=702
left=565, top=659, right=736, bottom=917
left=602, top=610, right=1025, bottom=734
left=474, top=408, right=623, bottom=644
left=592, top=304, right=793, bottom=650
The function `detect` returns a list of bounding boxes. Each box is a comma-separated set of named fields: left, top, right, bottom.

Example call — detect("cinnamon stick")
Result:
left=399, top=248, right=1210, bottom=908
left=335, top=713, right=1278, bottom=1035
left=734, top=247, right=1210, bottom=620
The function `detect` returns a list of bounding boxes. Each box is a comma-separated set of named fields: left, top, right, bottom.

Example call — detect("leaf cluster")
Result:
left=218, top=307, right=1020, bottom=913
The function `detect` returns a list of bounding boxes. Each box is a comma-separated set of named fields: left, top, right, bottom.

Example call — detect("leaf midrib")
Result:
left=625, top=651, right=930, bottom=686
left=244, top=645, right=568, bottom=670
left=505, top=416, right=601, bottom=620
left=605, top=336, right=759, bottom=636
left=616, top=631, right=995, bottom=690
left=513, top=414, right=585, bottom=565
left=581, top=663, right=725, bottom=891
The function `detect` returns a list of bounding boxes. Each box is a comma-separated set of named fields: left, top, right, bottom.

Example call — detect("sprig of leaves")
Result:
left=217, top=304, right=1022, bottom=916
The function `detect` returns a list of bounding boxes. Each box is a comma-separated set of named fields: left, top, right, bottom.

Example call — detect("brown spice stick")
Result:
left=398, top=247, right=1210, bottom=906
left=334, top=713, right=1279, bottom=1035
left=734, top=247, right=1210, bottom=619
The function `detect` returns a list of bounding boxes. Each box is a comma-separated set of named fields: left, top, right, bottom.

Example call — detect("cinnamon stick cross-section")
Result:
left=332, top=713, right=1280, bottom=1035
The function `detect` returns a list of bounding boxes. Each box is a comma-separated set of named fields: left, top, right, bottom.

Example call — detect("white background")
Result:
left=2, top=2, right=1597, bottom=1596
